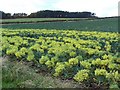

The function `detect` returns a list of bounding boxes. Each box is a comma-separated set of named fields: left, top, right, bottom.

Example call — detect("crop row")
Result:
left=1, top=29, right=120, bottom=88
left=2, top=18, right=118, bottom=32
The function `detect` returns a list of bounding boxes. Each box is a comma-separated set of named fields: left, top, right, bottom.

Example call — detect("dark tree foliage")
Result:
left=28, top=10, right=96, bottom=18
left=0, top=11, right=27, bottom=19
left=0, top=10, right=96, bottom=19
left=0, top=11, right=12, bottom=19
left=13, top=13, right=27, bottom=18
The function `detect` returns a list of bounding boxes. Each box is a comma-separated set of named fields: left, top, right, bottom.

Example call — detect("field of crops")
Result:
left=1, top=18, right=83, bottom=24
left=1, top=28, right=120, bottom=88
left=2, top=18, right=118, bottom=32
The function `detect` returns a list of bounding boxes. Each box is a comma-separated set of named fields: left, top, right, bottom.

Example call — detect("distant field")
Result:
left=1, top=18, right=118, bottom=32
left=1, top=18, right=85, bottom=24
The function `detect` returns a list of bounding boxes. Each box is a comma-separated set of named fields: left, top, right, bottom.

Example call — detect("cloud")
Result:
left=0, top=0, right=47, bottom=14
left=0, top=0, right=119, bottom=17
left=53, top=0, right=119, bottom=17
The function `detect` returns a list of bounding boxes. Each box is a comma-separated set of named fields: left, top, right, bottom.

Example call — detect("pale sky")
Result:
left=0, top=0, right=119, bottom=17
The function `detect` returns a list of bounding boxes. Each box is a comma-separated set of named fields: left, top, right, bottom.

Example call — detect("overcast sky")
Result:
left=0, top=0, right=119, bottom=17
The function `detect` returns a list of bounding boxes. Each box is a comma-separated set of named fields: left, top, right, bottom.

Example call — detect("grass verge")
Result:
left=2, top=57, right=81, bottom=88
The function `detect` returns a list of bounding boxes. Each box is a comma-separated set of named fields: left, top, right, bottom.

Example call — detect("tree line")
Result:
left=0, top=10, right=96, bottom=19
left=0, top=11, right=27, bottom=19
